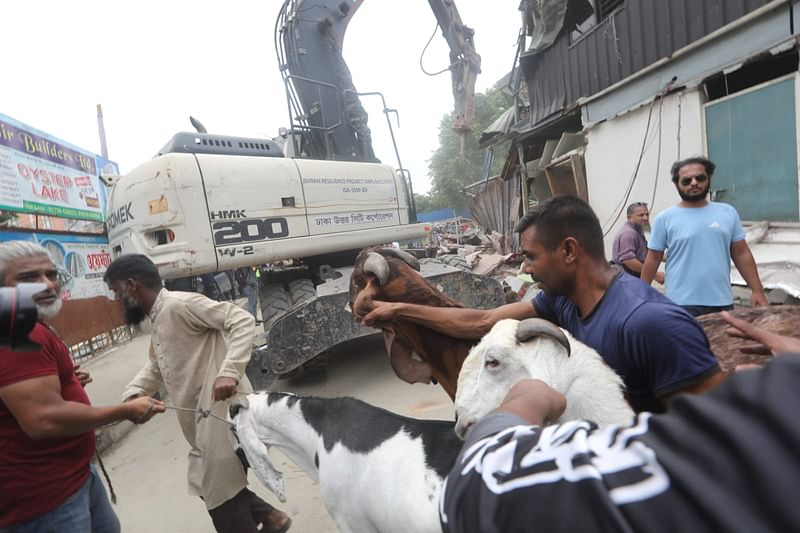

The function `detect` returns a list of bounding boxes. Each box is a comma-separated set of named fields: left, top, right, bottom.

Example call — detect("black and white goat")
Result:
left=229, top=393, right=462, bottom=533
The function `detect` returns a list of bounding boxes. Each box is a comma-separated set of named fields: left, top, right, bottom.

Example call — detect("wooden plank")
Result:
left=553, top=133, right=585, bottom=159
left=539, top=140, right=560, bottom=168
left=570, top=154, right=589, bottom=201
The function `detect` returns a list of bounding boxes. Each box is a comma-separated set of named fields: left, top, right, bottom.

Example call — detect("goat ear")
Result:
left=385, top=334, right=434, bottom=384
left=516, top=318, right=571, bottom=356
left=364, top=252, right=390, bottom=285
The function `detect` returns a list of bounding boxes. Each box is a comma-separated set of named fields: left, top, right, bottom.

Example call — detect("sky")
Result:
left=3, top=1, right=522, bottom=195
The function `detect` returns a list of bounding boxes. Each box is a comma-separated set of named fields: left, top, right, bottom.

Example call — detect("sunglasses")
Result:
left=678, top=174, right=708, bottom=187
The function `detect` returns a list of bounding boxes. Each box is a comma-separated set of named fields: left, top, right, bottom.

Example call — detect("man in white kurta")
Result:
left=105, top=254, right=291, bottom=533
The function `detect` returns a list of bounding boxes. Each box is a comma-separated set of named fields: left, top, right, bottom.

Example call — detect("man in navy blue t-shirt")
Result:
left=359, top=195, right=725, bottom=412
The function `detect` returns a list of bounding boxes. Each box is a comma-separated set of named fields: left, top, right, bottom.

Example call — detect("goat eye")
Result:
left=485, top=359, right=499, bottom=369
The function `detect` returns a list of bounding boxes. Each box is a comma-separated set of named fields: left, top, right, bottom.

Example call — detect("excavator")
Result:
left=105, top=0, right=499, bottom=386
left=275, top=0, right=481, bottom=166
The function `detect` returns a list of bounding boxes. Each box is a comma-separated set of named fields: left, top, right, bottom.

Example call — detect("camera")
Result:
left=0, top=283, right=45, bottom=351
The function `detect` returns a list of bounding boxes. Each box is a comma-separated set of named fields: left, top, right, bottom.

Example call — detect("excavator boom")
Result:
left=276, top=0, right=479, bottom=161
left=427, top=0, right=481, bottom=157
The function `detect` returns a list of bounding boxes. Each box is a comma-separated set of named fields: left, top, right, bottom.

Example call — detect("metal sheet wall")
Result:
left=522, top=0, right=774, bottom=125
left=468, top=175, right=521, bottom=245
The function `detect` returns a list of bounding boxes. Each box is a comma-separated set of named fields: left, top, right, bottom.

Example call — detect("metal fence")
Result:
left=69, top=324, right=138, bottom=364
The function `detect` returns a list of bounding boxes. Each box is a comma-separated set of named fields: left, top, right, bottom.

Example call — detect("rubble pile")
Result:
left=419, top=218, right=538, bottom=303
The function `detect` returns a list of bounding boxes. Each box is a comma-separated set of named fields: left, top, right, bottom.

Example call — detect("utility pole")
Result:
left=96, top=104, right=108, bottom=159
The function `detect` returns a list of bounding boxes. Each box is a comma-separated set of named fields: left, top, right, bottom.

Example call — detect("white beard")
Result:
left=37, top=298, right=63, bottom=320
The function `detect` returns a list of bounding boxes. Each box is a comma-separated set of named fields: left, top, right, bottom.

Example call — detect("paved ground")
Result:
left=83, top=332, right=454, bottom=533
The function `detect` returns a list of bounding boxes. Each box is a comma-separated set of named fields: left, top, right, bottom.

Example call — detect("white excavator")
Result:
left=105, top=0, right=503, bottom=386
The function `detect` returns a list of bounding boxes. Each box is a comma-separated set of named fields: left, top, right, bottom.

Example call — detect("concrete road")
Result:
left=102, top=334, right=454, bottom=533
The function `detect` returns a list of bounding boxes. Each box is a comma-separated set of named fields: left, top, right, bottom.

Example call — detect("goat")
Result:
left=697, top=305, right=800, bottom=371
left=229, top=393, right=462, bottom=533
left=454, top=318, right=635, bottom=438
left=350, top=247, right=800, bottom=399
left=349, top=246, right=475, bottom=399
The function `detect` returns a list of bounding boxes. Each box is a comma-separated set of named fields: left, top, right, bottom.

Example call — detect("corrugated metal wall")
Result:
left=523, top=0, right=774, bottom=125
left=468, top=175, right=521, bottom=244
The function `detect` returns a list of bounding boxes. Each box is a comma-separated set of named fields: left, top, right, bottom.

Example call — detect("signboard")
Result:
left=0, top=113, right=111, bottom=221
left=0, top=232, right=113, bottom=300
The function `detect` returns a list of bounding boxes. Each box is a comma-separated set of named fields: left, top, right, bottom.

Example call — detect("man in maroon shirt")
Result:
left=612, top=202, right=664, bottom=283
left=0, top=241, right=164, bottom=532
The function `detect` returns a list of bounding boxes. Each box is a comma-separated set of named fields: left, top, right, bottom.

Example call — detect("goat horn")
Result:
left=364, top=252, right=390, bottom=286
left=380, top=248, right=421, bottom=271
left=515, top=318, right=571, bottom=356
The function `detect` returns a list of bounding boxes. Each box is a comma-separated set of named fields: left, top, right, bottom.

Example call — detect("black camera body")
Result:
left=0, top=283, right=45, bottom=351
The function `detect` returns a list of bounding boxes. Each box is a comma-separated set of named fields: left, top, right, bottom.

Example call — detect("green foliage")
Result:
left=420, top=84, right=511, bottom=211
left=413, top=193, right=437, bottom=214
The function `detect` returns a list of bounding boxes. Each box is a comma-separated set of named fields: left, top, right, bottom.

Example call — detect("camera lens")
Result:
left=0, top=283, right=45, bottom=351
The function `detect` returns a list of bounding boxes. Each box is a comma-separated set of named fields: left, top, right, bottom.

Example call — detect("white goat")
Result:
left=229, top=393, right=462, bottom=533
left=454, top=318, right=634, bottom=437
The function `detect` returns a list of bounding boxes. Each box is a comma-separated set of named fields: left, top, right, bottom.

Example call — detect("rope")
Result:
left=603, top=13, right=623, bottom=64
left=95, top=451, right=117, bottom=504
left=95, top=403, right=236, bottom=506
left=164, top=404, right=234, bottom=426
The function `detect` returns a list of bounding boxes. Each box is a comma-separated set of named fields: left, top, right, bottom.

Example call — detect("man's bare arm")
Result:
left=640, top=250, right=664, bottom=285
left=494, top=379, right=567, bottom=426
left=362, top=300, right=537, bottom=340
left=721, top=310, right=800, bottom=355
left=623, top=258, right=665, bottom=283
left=0, top=375, right=164, bottom=439
left=621, top=258, right=644, bottom=274
left=659, top=370, right=728, bottom=408
left=730, top=240, right=768, bottom=307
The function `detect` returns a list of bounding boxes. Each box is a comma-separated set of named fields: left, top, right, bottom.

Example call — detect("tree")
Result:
left=422, top=84, right=510, bottom=211
left=413, top=193, right=437, bottom=214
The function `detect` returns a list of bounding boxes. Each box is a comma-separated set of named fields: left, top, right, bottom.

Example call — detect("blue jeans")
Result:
left=681, top=304, right=734, bottom=317
left=243, top=284, right=259, bottom=319
left=1, top=465, right=120, bottom=533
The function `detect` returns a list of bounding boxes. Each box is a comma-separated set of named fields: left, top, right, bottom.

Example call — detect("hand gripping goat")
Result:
left=349, top=246, right=477, bottom=399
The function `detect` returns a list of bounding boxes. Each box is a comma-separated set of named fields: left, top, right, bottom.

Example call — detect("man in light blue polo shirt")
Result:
left=641, top=156, right=768, bottom=317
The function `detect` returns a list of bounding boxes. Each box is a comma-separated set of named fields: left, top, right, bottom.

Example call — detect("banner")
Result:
left=0, top=231, right=113, bottom=300
left=0, top=113, right=111, bottom=221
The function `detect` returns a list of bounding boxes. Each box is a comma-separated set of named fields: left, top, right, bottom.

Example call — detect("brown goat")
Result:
left=350, top=246, right=800, bottom=398
left=349, top=246, right=475, bottom=399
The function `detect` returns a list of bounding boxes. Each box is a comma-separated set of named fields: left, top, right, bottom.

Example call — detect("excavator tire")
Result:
left=264, top=278, right=328, bottom=377
left=289, top=279, right=317, bottom=306
left=289, top=279, right=329, bottom=373
left=260, top=283, right=290, bottom=331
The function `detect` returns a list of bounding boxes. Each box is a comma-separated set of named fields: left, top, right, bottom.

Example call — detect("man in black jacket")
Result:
left=441, top=313, right=800, bottom=533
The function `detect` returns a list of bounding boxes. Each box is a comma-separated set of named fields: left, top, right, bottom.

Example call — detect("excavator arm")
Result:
left=276, top=0, right=375, bottom=161
left=276, top=0, right=479, bottom=161
left=426, top=0, right=482, bottom=158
